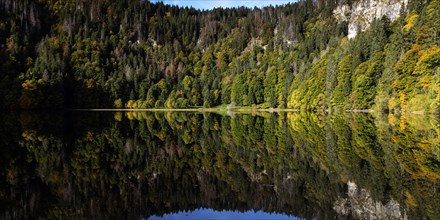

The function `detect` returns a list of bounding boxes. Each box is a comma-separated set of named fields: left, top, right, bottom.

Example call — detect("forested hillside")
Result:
left=0, top=0, right=439, bottom=113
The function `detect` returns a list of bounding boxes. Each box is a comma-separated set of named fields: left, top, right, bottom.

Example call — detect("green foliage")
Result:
left=114, top=98, right=123, bottom=109
left=0, top=0, right=437, bottom=113
left=350, top=53, right=384, bottom=109
left=391, top=45, right=440, bottom=113
left=264, top=67, right=277, bottom=107
left=331, top=55, right=353, bottom=109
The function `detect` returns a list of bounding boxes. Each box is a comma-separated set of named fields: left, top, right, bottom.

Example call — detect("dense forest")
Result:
left=0, top=0, right=439, bottom=113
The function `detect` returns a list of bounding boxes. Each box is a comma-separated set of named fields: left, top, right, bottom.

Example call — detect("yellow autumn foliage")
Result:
left=404, top=12, right=418, bottom=32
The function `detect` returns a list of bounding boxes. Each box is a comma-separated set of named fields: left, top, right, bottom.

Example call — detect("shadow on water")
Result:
left=0, top=111, right=439, bottom=219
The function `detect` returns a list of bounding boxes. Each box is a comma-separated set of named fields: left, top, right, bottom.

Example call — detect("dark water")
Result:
left=0, top=111, right=439, bottom=219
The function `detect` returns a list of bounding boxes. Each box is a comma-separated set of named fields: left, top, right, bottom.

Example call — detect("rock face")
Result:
left=333, top=181, right=407, bottom=220
left=334, top=0, right=408, bottom=39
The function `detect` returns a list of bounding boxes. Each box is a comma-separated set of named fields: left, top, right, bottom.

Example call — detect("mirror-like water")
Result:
left=147, top=208, right=297, bottom=220
left=0, top=111, right=438, bottom=219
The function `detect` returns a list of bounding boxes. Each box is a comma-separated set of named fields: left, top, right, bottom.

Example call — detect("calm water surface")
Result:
left=0, top=111, right=439, bottom=219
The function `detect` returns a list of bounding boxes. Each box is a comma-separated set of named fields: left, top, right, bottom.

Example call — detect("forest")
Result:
left=0, top=0, right=439, bottom=113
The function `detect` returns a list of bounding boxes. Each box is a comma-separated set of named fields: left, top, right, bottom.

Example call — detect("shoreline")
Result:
left=68, top=108, right=302, bottom=112
left=67, top=108, right=439, bottom=116
left=68, top=108, right=367, bottom=113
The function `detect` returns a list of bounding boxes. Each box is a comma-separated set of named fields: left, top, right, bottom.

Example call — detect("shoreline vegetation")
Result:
left=69, top=107, right=435, bottom=115
left=70, top=107, right=300, bottom=113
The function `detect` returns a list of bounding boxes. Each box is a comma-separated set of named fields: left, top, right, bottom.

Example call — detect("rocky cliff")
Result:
left=333, top=182, right=407, bottom=220
left=334, top=0, right=408, bottom=39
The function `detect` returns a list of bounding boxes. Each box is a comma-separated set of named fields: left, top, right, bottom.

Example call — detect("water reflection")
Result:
left=148, top=208, right=297, bottom=220
left=0, top=111, right=438, bottom=219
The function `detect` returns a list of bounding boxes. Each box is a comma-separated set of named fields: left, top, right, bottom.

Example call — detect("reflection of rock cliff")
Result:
left=333, top=181, right=407, bottom=220
left=4, top=112, right=439, bottom=219
left=334, top=0, right=408, bottom=39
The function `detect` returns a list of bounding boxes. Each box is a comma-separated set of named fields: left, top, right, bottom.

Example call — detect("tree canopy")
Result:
left=0, top=0, right=439, bottom=113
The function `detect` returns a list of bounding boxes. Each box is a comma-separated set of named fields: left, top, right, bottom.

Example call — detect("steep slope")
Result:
left=334, top=0, right=408, bottom=39
left=288, top=0, right=439, bottom=113
left=0, top=0, right=438, bottom=113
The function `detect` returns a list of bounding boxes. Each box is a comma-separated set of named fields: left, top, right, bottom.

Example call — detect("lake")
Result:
left=0, top=111, right=439, bottom=219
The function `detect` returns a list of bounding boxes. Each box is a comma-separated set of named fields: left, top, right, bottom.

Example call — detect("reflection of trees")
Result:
left=288, top=112, right=440, bottom=219
left=1, top=111, right=439, bottom=219
left=378, top=114, right=440, bottom=218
